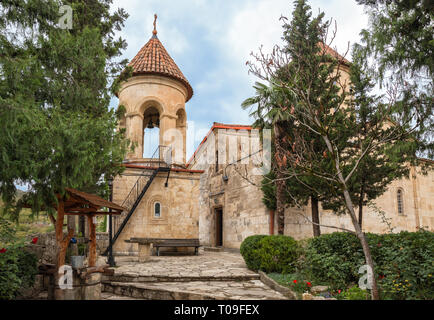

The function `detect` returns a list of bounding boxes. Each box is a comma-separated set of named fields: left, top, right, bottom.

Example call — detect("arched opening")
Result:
left=175, top=108, right=186, bottom=163
left=397, top=189, right=404, bottom=215
left=143, top=107, right=160, bottom=158
left=154, top=202, right=161, bottom=218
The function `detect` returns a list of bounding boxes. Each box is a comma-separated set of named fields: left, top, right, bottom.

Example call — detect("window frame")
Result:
left=154, top=201, right=161, bottom=218
left=397, top=188, right=404, bottom=216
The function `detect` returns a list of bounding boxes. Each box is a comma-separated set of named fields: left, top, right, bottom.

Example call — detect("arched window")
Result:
left=154, top=202, right=161, bottom=218
left=397, top=189, right=404, bottom=215
left=143, top=106, right=160, bottom=158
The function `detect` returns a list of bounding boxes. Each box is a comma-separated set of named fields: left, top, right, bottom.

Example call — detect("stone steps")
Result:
left=103, top=273, right=260, bottom=283
left=103, top=280, right=287, bottom=300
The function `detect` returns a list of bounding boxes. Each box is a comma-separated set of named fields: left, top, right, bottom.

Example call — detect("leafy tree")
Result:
left=244, top=0, right=334, bottom=237
left=321, top=49, right=416, bottom=227
left=242, top=82, right=295, bottom=235
left=244, top=0, right=430, bottom=299
left=356, top=0, right=433, bottom=158
left=0, top=0, right=132, bottom=299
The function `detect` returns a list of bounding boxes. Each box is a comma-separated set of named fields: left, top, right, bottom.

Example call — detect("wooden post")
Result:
left=87, top=215, right=97, bottom=267
left=269, top=210, right=275, bottom=235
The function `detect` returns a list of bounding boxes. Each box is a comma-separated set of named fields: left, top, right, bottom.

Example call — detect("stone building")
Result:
left=112, top=23, right=203, bottom=255
left=111, top=21, right=433, bottom=255
left=188, top=124, right=434, bottom=249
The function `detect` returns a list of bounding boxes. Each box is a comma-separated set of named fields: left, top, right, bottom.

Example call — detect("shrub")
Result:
left=374, top=230, right=434, bottom=300
left=305, top=230, right=434, bottom=300
left=304, top=232, right=365, bottom=290
left=0, top=249, right=22, bottom=300
left=337, top=286, right=370, bottom=300
left=240, top=235, right=300, bottom=273
left=0, top=217, right=38, bottom=300
left=240, top=235, right=267, bottom=271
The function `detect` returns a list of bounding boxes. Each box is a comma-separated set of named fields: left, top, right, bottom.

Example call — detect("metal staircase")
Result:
left=103, top=146, right=171, bottom=256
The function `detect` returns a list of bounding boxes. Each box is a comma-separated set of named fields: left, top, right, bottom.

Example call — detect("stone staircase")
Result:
left=101, top=251, right=288, bottom=300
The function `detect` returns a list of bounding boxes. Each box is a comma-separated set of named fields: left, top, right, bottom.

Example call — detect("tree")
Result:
left=321, top=48, right=415, bottom=227
left=356, top=0, right=433, bottom=159
left=243, top=0, right=334, bottom=237
left=242, top=82, right=296, bottom=235
left=0, top=0, right=131, bottom=299
left=245, top=0, right=429, bottom=300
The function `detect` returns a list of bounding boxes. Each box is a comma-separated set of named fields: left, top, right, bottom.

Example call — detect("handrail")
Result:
left=121, top=145, right=171, bottom=211
left=103, top=146, right=172, bottom=256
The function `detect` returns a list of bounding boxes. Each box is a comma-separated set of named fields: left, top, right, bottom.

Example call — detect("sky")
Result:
left=110, top=0, right=369, bottom=159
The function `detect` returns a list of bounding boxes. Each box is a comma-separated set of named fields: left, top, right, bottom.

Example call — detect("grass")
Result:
left=267, top=272, right=316, bottom=299
left=12, top=208, right=54, bottom=239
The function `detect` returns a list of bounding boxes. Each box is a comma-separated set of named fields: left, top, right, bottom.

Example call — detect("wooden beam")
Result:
left=78, top=266, right=114, bottom=279
left=65, top=211, right=122, bottom=216
left=87, top=215, right=97, bottom=267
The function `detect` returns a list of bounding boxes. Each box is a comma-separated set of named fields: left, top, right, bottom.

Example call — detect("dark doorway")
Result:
left=215, top=208, right=223, bottom=247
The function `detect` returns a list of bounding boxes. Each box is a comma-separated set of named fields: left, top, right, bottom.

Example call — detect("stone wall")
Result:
left=192, top=128, right=270, bottom=249
left=112, top=167, right=201, bottom=254
left=25, top=232, right=109, bottom=265
left=197, top=164, right=269, bottom=248
left=192, top=126, right=434, bottom=248
left=283, top=164, right=434, bottom=240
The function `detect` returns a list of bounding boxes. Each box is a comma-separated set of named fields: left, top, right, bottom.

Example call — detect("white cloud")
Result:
left=109, top=0, right=369, bottom=158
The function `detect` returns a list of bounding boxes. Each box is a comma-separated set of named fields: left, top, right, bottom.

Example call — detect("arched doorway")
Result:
left=143, top=107, right=160, bottom=158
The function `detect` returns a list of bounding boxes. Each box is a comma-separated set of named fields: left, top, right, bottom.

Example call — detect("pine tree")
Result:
left=243, top=0, right=431, bottom=299
left=321, top=48, right=417, bottom=227
left=0, top=0, right=131, bottom=298
left=357, top=0, right=433, bottom=159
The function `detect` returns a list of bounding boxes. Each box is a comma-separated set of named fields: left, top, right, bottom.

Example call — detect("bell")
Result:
left=147, top=119, right=154, bottom=129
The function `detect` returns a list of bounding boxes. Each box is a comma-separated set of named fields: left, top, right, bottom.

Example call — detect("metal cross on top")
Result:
left=153, top=14, right=158, bottom=36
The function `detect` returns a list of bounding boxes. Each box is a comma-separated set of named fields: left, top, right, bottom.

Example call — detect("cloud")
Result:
left=109, top=0, right=369, bottom=157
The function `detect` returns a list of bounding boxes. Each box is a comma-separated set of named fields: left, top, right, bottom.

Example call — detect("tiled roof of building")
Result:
left=186, top=122, right=253, bottom=167
left=319, top=42, right=351, bottom=66
left=128, top=33, right=193, bottom=102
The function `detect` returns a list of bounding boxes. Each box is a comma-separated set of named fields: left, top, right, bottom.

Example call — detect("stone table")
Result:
left=126, top=238, right=164, bottom=262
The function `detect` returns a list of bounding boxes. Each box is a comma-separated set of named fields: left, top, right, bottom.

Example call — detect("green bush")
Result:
left=240, top=235, right=267, bottom=271
left=0, top=217, right=38, bottom=300
left=305, top=232, right=365, bottom=290
left=240, top=235, right=300, bottom=273
left=337, top=286, right=370, bottom=300
left=374, top=231, right=434, bottom=300
left=305, top=230, right=434, bottom=300
left=0, top=249, right=22, bottom=300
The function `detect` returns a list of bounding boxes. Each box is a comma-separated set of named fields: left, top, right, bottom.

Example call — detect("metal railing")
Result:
left=120, top=146, right=171, bottom=212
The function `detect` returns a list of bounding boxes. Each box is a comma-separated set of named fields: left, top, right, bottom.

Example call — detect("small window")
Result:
left=215, top=150, right=219, bottom=173
left=154, top=202, right=161, bottom=218
left=397, top=189, right=404, bottom=215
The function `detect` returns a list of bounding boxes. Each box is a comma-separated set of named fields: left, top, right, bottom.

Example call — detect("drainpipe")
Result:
left=107, top=178, right=116, bottom=267
left=411, top=166, right=421, bottom=231
left=269, top=210, right=275, bottom=235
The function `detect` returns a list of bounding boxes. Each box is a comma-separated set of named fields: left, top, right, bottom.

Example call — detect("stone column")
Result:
left=160, top=114, right=183, bottom=165
left=178, top=123, right=187, bottom=164
left=125, top=112, right=144, bottom=160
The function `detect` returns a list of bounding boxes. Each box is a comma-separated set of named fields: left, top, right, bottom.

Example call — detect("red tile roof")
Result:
left=319, top=42, right=351, bottom=66
left=128, top=35, right=193, bottom=102
left=186, top=122, right=253, bottom=167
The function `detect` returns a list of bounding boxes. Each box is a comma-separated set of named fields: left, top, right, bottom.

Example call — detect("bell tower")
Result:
left=117, top=14, right=193, bottom=165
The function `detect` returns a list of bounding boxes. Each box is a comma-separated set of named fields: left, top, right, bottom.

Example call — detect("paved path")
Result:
left=103, top=250, right=287, bottom=300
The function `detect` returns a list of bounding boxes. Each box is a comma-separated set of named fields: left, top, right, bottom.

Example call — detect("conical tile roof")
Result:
left=128, top=34, right=193, bottom=102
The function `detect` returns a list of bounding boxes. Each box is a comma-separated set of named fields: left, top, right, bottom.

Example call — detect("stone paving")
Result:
left=102, top=250, right=288, bottom=300
left=108, top=251, right=260, bottom=281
